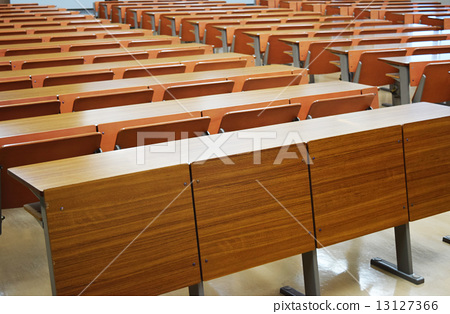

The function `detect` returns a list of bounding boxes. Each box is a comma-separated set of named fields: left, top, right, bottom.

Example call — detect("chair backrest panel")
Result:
left=115, top=117, right=211, bottom=149
left=163, top=80, right=234, bottom=101
left=307, top=94, right=376, bottom=119
left=354, top=49, right=407, bottom=86
left=92, top=52, right=149, bottom=63
left=0, top=132, right=102, bottom=209
left=123, top=64, right=186, bottom=78
left=306, top=40, right=351, bottom=74
left=0, top=100, right=60, bottom=121
left=218, top=103, right=301, bottom=132
left=21, top=57, right=85, bottom=69
left=193, top=60, right=247, bottom=72
left=0, top=78, right=32, bottom=91
left=5, top=47, right=61, bottom=56
left=43, top=71, right=115, bottom=87
left=413, top=62, right=450, bottom=103
left=242, top=74, right=302, bottom=91
left=68, top=43, right=121, bottom=52
left=73, top=89, right=153, bottom=111
left=156, top=48, right=206, bottom=58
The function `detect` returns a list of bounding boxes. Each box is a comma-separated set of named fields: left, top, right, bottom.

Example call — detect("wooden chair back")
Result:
left=218, top=103, right=301, bottom=132
left=163, top=80, right=235, bottom=100
left=412, top=62, right=450, bottom=103
left=0, top=100, right=60, bottom=122
left=21, top=57, right=85, bottom=69
left=43, top=71, right=115, bottom=87
left=73, top=89, right=153, bottom=111
left=123, top=64, right=186, bottom=78
left=115, top=116, right=211, bottom=149
left=306, top=94, right=376, bottom=119
left=242, top=74, right=302, bottom=91
left=0, top=132, right=102, bottom=209
left=354, top=49, right=407, bottom=86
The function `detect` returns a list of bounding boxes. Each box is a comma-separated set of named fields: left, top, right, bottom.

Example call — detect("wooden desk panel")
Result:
left=191, top=146, right=315, bottom=281
left=44, top=164, right=201, bottom=295
left=403, top=116, right=450, bottom=221
left=308, top=126, right=409, bottom=247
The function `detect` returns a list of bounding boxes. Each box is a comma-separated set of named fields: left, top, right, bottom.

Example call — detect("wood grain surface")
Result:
left=191, top=146, right=315, bottom=281
left=308, top=126, right=409, bottom=247
left=44, top=164, right=200, bottom=295
left=403, top=116, right=450, bottom=221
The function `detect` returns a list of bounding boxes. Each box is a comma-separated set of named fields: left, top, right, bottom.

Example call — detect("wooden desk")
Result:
left=0, top=24, right=130, bottom=36
left=243, top=25, right=440, bottom=65
left=0, top=19, right=112, bottom=30
left=327, top=40, right=450, bottom=82
left=0, top=35, right=179, bottom=56
left=0, top=52, right=254, bottom=87
left=0, top=14, right=96, bottom=23
left=126, top=4, right=252, bottom=28
left=0, top=43, right=212, bottom=70
left=0, top=64, right=305, bottom=112
left=9, top=102, right=450, bottom=295
left=385, top=9, right=450, bottom=23
left=281, top=31, right=450, bottom=68
left=0, top=81, right=376, bottom=151
left=0, top=29, right=152, bottom=45
left=379, top=53, right=450, bottom=104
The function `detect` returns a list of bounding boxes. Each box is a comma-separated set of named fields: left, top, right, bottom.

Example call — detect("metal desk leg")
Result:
left=398, top=66, right=411, bottom=105
left=219, top=29, right=229, bottom=52
left=252, top=36, right=262, bottom=66
left=338, top=54, right=350, bottom=82
left=291, top=44, right=301, bottom=68
left=193, top=24, right=200, bottom=43
left=443, top=236, right=450, bottom=244
left=189, top=282, right=204, bottom=296
left=170, top=20, right=177, bottom=37
left=371, top=223, right=424, bottom=285
left=280, top=250, right=320, bottom=296
left=133, top=12, right=138, bottom=29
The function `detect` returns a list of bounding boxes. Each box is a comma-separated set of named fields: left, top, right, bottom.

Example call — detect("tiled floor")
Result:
left=1, top=206, right=449, bottom=296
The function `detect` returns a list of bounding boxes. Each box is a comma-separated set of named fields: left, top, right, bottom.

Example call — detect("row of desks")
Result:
left=250, top=29, right=450, bottom=65
left=0, top=52, right=254, bottom=87
left=7, top=101, right=450, bottom=295
left=0, top=80, right=370, bottom=151
left=0, top=64, right=305, bottom=112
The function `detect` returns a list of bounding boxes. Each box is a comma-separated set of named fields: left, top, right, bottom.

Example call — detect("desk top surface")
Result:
left=280, top=30, right=450, bottom=44
left=379, top=52, right=450, bottom=65
left=8, top=102, right=450, bottom=195
left=327, top=40, right=450, bottom=53
left=0, top=35, right=176, bottom=49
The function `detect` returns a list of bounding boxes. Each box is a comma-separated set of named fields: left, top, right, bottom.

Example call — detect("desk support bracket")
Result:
left=371, top=223, right=424, bottom=285
left=443, top=236, right=450, bottom=244
left=189, top=282, right=204, bottom=296
left=38, top=195, right=57, bottom=295
left=280, top=249, right=320, bottom=296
